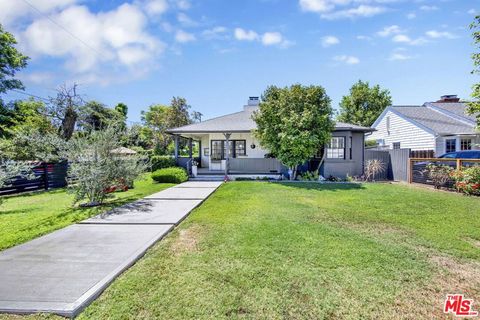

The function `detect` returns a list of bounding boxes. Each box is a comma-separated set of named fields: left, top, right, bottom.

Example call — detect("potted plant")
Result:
left=192, top=160, right=198, bottom=177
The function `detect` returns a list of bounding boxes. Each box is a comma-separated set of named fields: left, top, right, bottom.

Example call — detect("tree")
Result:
left=141, top=96, right=195, bottom=154
left=48, top=83, right=84, bottom=140
left=80, top=101, right=123, bottom=131
left=0, top=24, right=29, bottom=97
left=253, top=84, right=334, bottom=179
left=337, top=80, right=392, bottom=127
left=63, top=126, right=147, bottom=206
left=0, top=160, right=33, bottom=206
left=468, top=15, right=480, bottom=128
left=115, top=102, right=128, bottom=118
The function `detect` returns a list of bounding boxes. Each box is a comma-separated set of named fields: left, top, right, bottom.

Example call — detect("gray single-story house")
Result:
left=167, top=97, right=374, bottom=179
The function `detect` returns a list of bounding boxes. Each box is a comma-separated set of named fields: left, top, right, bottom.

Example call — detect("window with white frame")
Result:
left=460, top=138, right=472, bottom=150
left=393, top=142, right=401, bottom=149
left=445, top=139, right=456, bottom=153
left=327, top=137, right=345, bottom=159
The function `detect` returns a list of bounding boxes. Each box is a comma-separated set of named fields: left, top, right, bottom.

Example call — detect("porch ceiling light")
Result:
left=250, top=143, right=256, bottom=149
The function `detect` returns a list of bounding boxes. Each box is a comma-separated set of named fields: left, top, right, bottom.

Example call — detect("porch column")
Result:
left=174, top=135, right=179, bottom=162
left=188, top=138, right=193, bottom=159
left=224, top=133, right=231, bottom=176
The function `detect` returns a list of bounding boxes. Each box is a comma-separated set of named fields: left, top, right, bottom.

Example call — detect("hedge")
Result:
left=151, top=156, right=176, bottom=171
left=151, top=167, right=188, bottom=184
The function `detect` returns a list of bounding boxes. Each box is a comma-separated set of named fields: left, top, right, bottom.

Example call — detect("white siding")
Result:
left=436, top=135, right=480, bottom=155
left=368, top=110, right=435, bottom=151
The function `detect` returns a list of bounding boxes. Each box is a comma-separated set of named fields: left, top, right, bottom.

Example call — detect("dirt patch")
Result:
left=170, top=226, right=203, bottom=256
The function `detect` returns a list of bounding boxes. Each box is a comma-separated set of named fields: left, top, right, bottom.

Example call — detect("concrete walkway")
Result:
left=0, top=181, right=222, bottom=317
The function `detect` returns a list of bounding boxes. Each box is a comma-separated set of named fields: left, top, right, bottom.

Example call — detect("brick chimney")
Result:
left=437, top=95, right=460, bottom=103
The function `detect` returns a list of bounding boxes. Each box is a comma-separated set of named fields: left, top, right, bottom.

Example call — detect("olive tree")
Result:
left=253, top=84, right=334, bottom=179
left=0, top=160, right=33, bottom=205
left=64, top=126, right=147, bottom=206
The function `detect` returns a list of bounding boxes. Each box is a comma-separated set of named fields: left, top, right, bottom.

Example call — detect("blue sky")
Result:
left=1, top=0, right=479, bottom=123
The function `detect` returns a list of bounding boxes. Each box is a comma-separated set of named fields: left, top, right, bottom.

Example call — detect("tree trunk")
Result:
left=61, top=106, right=78, bottom=140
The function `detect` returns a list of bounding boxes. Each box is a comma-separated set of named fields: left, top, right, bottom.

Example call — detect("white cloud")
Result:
left=406, top=12, right=416, bottom=19
left=202, top=26, right=228, bottom=40
left=425, top=30, right=457, bottom=39
left=234, top=28, right=259, bottom=41
left=175, top=30, right=196, bottom=43
left=142, top=0, right=168, bottom=15
left=234, top=28, right=293, bottom=48
left=321, top=35, right=340, bottom=47
left=420, top=5, right=438, bottom=11
left=468, top=9, right=476, bottom=15
left=392, top=34, right=411, bottom=43
left=177, top=12, right=197, bottom=27
left=388, top=53, right=412, bottom=61
left=0, top=0, right=76, bottom=26
left=175, top=0, right=191, bottom=10
left=299, top=1, right=388, bottom=19
left=321, top=5, right=386, bottom=20
left=391, top=34, right=428, bottom=46
left=333, top=55, right=360, bottom=65
left=262, top=32, right=283, bottom=45
left=376, top=25, right=402, bottom=37
left=16, top=3, right=163, bottom=84
left=356, top=35, right=371, bottom=41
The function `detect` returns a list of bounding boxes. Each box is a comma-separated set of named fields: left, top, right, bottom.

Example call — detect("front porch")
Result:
left=172, top=132, right=286, bottom=177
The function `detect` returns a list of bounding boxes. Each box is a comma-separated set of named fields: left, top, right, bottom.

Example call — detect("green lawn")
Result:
left=0, top=176, right=173, bottom=251
left=72, top=182, right=480, bottom=320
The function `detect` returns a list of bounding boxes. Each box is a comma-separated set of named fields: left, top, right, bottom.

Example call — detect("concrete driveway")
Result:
left=0, top=181, right=222, bottom=317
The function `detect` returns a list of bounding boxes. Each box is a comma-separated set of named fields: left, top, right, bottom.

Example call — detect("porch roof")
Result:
left=167, top=107, right=374, bottom=134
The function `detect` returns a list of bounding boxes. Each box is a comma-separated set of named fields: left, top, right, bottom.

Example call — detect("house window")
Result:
left=445, top=139, right=456, bottom=153
left=327, top=137, right=345, bottom=159
left=211, top=140, right=223, bottom=160
left=460, top=138, right=472, bottom=151
left=393, top=142, right=401, bottom=149
left=210, top=140, right=247, bottom=160
left=235, top=140, right=246, bottom=156
left=349, top=137, right=353, bottom=160
left=386, top=116, right=391, bottom=135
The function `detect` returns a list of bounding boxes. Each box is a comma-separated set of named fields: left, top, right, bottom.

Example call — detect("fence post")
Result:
left=408, top=159, right=413, bottom=183
left=456, top=159, right=461, bottom=171
left=43, top=163, right=49, bottom=190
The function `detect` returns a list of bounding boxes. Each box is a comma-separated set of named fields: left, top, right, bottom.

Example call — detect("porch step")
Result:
left=190, top=175, right=225, bottom=181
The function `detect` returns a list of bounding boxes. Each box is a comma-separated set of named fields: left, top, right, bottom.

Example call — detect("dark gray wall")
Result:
left=323, top=131, right=365, bottom=178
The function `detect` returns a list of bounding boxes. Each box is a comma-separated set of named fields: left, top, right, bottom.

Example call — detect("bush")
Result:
left=151, top=155, right=176, bottom=171
left=450, top=166, right=480, bottom=195
left=152, top=167, right=188, bottom=183
left=424, top=164, right=453, bottom=189
left=298, top=171, right=319, bottom=181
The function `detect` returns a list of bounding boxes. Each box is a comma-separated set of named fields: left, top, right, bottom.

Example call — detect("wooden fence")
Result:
left=408, top=158, right=480, bottom=187
left=0, top=162, right=68, bottom=196
left=365, top=149, right=410, bottom=181
left=410, top=150, right=435, bottom=159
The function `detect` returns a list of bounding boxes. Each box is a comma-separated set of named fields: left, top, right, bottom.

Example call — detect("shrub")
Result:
left=151, top=155, right=176, bottom=171
left=424, top=164, right=453, bottom=189
left=364, top=159, right=385, bottom=181
left=298, top=171, right=319, bottom=181
left=450, top=166, right=480, bottom=195
left=152, top=167, right=188, bottom=183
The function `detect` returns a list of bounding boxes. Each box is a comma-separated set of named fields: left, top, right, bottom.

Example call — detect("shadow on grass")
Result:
left=276, top=182, right=366, bottom=192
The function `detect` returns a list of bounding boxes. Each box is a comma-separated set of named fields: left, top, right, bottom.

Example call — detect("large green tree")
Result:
left=80, top=101, right=123, bottom=131
left=468, top=15, right=480, bottom=127
left=337, top=80, right=392, bottom=127
left=253, top=84, right=334, bottom=179
left=141, top=97, right=194, bottom=155
left=0, top=24, right=28, bottom=97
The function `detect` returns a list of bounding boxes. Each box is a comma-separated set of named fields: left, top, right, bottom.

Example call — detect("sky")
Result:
left=1, top=0, right=479, bottom=124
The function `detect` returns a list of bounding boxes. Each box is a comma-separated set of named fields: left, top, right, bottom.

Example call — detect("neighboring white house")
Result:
left=368, top=95, right=479, bottom=156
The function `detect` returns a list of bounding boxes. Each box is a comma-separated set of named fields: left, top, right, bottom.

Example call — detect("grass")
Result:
left=0, top=176, right=173, bottom=251
left=1, top=182, right=479, bottom=319
left=73, top=182, right=480, bottom=319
